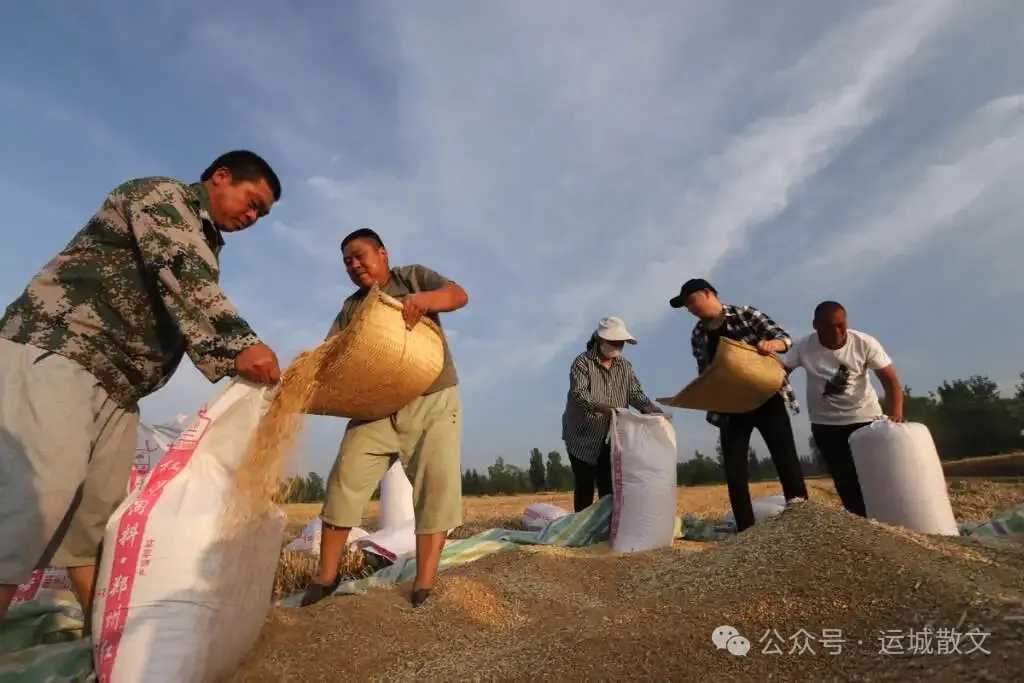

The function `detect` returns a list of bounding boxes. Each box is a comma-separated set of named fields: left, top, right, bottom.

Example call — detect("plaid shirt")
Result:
left=562, top=349, right=653, bottom=464
left=690, top=304, right=799, bottom=426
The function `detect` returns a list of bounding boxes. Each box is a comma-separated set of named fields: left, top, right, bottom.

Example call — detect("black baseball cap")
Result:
left=669, top=278, right=717, bottom=308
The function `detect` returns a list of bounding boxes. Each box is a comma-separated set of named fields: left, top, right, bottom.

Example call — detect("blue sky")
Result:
left=3, top=1, right=1023, bottom=477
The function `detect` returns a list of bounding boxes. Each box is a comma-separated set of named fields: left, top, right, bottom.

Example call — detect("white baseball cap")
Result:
left=595, top=316, right=637, bottom=344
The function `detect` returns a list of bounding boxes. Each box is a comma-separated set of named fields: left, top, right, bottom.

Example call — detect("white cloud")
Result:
left=802, top=93, right=1024, bottom=279
left=269, top=220, right=331, bottom=264
left=304, top=175, right=424, bottom=250
left=342, top=0, right=967, bottom=393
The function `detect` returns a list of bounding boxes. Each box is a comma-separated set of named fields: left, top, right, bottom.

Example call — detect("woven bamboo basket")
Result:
left=304, top=286, right=445, bottom=420
left=657, top=337, right=785, bottom=413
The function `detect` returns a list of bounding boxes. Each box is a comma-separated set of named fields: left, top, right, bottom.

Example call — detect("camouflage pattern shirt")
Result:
left=0, top=177, right=262, bottom=407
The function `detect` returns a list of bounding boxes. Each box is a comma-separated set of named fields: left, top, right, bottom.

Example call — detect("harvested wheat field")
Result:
left=283, top=478, right=849, bottom=537
left=943, top=453, right=1024, bottom=479
left=238, top=478, right=1024, bottom=682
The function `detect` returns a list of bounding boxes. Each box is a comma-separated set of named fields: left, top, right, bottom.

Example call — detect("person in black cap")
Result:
left=670, top=279, right=808, bottom=532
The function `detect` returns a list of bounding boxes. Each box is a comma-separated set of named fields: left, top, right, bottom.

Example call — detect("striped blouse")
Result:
left=561, top=349, right=653, bottom=464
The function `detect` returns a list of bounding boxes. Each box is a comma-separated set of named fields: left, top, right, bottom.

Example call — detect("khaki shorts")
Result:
left=0, top=339, right=138, bottom=584
left=323, top=386, right=463, bottom=534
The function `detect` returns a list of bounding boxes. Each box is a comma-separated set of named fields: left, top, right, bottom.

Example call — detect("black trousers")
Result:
left=720, top=394, right=808, bottom=532
left=810, top=422, right=870, bottom=517
left=569, top=444, right=612, bottom=512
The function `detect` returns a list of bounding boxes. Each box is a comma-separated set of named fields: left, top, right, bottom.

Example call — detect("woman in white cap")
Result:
left=561, top=316, right=661, bottom=511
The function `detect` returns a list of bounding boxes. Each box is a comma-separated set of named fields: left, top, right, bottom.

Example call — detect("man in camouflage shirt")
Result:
left=0, top=150, right=283, bottom=618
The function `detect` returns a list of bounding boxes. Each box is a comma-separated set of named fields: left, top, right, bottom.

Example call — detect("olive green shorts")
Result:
left=0, top=339, right=138, bottom=583
left=322, top=386, right=463, bottom=534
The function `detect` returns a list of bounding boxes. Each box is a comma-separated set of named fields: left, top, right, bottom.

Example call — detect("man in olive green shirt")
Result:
left=0, top=151, right=283, bottom=619
left=303, top=228, right=468, bottom=608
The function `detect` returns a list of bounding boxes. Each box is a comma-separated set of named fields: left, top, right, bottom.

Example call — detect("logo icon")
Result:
left=712, top=625, right=750, bottom=656
left=727, top=635, right=751, bottom=656
left=712, top=625, right=740, bottom=650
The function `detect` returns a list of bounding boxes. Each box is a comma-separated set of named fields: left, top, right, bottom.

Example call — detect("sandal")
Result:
left=300, top=576, right=341, bottom=607
left=411, top=588, right=432, bottom=607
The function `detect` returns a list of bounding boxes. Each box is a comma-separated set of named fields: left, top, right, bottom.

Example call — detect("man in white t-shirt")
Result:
left=784, top=301, right=904, bottom=517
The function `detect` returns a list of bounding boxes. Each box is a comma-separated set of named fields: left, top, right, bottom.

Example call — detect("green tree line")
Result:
left=674, top=441, right=826, bottom=487
left=903, top=373, right=1024, bottom=459
left=462, top=444, right=823, bottom=494
left=461, top=449, right=574, bottom=495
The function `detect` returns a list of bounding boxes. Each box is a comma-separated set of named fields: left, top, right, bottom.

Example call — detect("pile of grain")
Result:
left=235, top=501, right=1024, bottom=682
left=947, top=478, right=1024, bottom=521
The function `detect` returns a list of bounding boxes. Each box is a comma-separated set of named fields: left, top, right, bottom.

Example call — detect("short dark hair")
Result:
left=340, top=228, right=385, bottom=252
left=814, top=300, right=846, bottom=320
left=201, top=150, right=281, bottom=200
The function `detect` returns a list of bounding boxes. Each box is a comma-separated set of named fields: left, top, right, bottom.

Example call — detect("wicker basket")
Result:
left=304, top=286, right=445, bottom=420
left=657, top=337, right=785, bottom=413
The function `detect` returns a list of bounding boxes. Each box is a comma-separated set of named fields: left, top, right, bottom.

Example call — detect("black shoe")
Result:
left=411, top=588, right=432, bottom=607
left=300, top=576, right=340, bottom=607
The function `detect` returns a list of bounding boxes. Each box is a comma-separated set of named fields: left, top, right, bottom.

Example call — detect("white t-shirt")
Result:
left=784, top=329, right=893, bottom=426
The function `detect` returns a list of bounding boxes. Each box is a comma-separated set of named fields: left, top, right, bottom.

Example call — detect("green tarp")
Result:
left=0, top=592, right=93, bottom=682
